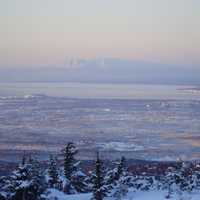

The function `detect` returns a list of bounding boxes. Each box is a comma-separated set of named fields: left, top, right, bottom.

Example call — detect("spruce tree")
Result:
left=105, top=156, right=127, bottom=193
left=63, top=142, right=78, bottom=181
left=48, top=155, right=59, bottom=188
left=62, top=142, right=78, bottom=194
left=164, top=166, right=178, bottom=199
left=0, top=176, right=9, bottom=200
left=25, top=158, right=46, bottom=200
left=2, top=157, right=46, bottom=200
left=113, top=179, right=128, bottom=200
left=115, top=156, right=126, bottom=181
left=194, top=163, right=200, bottom=189
left=111, top=157, right=130, bottom=199
left=92, top=152, right=106, bottom=200
left=70, top=161, right=89, bottom=193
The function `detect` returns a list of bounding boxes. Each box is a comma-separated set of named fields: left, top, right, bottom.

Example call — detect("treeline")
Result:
left=0, top=142, right=200, bottom=200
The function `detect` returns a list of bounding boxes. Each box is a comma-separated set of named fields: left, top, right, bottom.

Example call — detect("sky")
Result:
left=0, top=0, right=200, bottom=84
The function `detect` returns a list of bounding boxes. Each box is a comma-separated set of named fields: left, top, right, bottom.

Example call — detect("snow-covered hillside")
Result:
left=1, top=143, right=200, bottom=200
left=45, top=189, right=200, bottom=200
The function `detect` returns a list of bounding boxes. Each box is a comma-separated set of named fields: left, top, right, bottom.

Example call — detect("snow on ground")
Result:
left=46, top=189, right=200, bottom=200
left=125, top=191, right=200, bottom=200
left=45, top=189, right=91, bottom=200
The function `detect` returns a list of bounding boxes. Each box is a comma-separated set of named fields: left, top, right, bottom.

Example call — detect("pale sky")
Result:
left=0, top=0, right=200, bottom=68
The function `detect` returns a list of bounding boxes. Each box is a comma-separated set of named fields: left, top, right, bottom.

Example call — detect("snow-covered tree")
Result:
left=163, top=161, right=195, bottom=199
left=105, top=156, right=130, bottom=200
left=91, top=152, right=106, bottom=200
left=0, top=176, right=9, bottom=200
left=61, top=142, right=79, bottom=194
left=115, top=156, right=126, bottom=181
left=71, top=163, right=89, bottom=193
left=1, top=157, right=46, bottom=200
left=112, top=177, right=129, bottom=200
left=29, top=157, right=47, bottom=199
left=9, top=163, right=34, bottom=200
left=63, top=142, right=78, bottom=181
left=47, top=155, right=60, bottom=189
left=105, top=156, right=126, bottom=188
left=163, top=167, right=177, bottom=199
left=68, top=160, right=90, bottom=193
left=179, top=162, right=195, bottom=192
left=193, top=163, right=200, bottom=190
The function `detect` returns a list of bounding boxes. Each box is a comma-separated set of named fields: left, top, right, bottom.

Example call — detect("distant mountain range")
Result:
left=0, top=58, right=199, bottom=85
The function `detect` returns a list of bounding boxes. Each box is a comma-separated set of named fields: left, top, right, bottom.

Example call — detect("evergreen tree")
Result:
left=104, top=156, right=126, bottom=192
left=110, top=157, right=130, bottom=199
left=62, top=142, right=78, bottom=194
left=164, top=161, right=195, bottom=199
left=21, top=153, right=26, bottom=166
left=0, top=176, right=8, bottom=200
left=178, top=162, right=195, bottom=192
left=48, top=155, right=59, bottom=189
left=3, top=157, right=46, bottom=200
left=115, top=156, right=126, bottom=181
left=193, top=163, right=200, bottom=189
left=63, top=142, right=78, bottom=181
left=164, top=166, right=179, bottom=199
left=29, top=158, right=46, bottom=199
left=71, top=162, right=89, bottom=193
left=113, top=177, right=129, bottom=200
left=8, top=163, right=33, bottom=200
left=91, top=152, right=106, bottom=200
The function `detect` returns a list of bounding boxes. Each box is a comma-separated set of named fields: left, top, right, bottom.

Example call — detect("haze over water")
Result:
left=0, top=82, right=200, bottom=100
